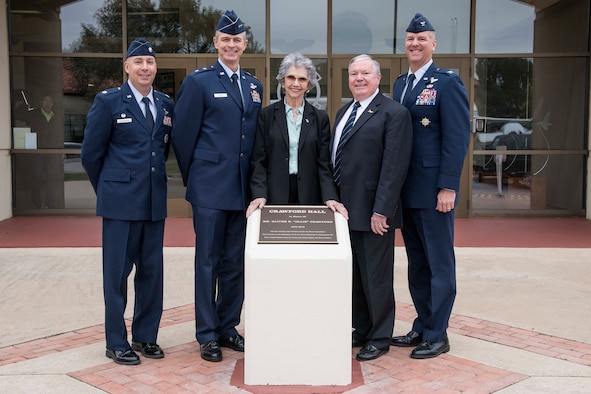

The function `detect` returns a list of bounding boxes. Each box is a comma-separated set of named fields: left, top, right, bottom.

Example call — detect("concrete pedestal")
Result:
left=244, top=208, right=352, bottom=386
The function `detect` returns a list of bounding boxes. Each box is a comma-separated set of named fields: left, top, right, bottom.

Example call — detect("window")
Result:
left=270, top=0, right=327, bottom=54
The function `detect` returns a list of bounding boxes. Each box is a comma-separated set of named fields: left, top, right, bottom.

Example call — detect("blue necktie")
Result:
left=231, top=73, right=243, bottom=108
left=142, top=97, right=154, bottom=130
left=333, top=101, right=361, bottom=186
left=403, top=73, right=416, bottom=106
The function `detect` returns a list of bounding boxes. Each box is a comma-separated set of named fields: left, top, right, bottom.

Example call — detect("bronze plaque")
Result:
left=258, top=206, right=337, bottom=244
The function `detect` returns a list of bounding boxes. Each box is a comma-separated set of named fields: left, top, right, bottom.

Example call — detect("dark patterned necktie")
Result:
left=142, top=97, right=154, bottom=130
left=333, top=101, right=361, bottom=186
left=403, top=73, right=416, bottom=106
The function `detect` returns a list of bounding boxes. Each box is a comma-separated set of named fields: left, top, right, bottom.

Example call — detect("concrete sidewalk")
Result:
left=1, top=245, right=590, bottom=393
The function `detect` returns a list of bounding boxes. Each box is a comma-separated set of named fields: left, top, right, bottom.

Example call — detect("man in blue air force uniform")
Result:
left=391, top=13, right=470, bottom=359
left=82, top=38, right=174, bottom=365
left=172, top=10, right=263, bottom=362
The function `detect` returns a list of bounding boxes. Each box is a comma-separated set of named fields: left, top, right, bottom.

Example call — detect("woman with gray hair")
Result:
left=247, top=53, right=347, bottom=218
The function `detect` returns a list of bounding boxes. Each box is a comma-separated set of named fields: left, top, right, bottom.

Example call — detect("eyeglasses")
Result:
left=285, top=75, right=309, bottom=83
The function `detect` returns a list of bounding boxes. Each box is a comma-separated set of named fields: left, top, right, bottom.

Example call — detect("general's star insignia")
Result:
left=421, top=117, right=431, bottom=127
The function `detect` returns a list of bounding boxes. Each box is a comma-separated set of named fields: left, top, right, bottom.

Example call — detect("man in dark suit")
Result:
left=82, top=38, right=174, bottom=365
left=172, top=10, right=263, bottom=362
left=391, top=13, right=470, bottom=359
left=331, top=54, right=412, bottom=361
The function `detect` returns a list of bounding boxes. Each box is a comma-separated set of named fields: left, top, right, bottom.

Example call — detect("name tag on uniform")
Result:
left=117, top=118, right=132, bottom=123
left=214, top=93, right=228, bottom=98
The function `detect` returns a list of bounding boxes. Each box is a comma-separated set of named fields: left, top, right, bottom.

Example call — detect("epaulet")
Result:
left=100, top=87, right=121, bottom=95
left=396, top=73, right=406, bottom=79
left=434, top=67, right=454, bottom=75
left=244, top=70, right=259, bottom=80
left=193, top=65, right=215, bottom=74
left=154, top=90, right=171, bottom=99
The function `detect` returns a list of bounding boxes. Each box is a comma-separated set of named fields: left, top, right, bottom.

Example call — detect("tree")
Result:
left=474, top=58, right=532, bottom=118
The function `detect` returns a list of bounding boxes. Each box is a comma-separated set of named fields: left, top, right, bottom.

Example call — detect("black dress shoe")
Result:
left=391, top=330, right=423, bottom=347
left=410, top=337, right=450, bottom=359
left=105, top=349, right=140, bottom=365
left=131, top=342, right=165, bottom=359
left=355, top=344, right=389, bottom=361
left=200, top=340, right=222, bottom=362
left=219, top=334, right=245, bottom=352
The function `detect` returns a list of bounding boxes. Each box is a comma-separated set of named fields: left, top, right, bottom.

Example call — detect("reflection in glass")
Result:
left=475, top=0, right=534, bottom=53
left=474, top=58, right=533, bottom=119
left=19, top=0, right=266, bottom=55
left=127, top=0, right=265, bottom=53
left=270, top=0, right=327, bottom=54
left=12, top=57, right=123, bottom=144
left=63, top=153, right=96, bottom=209
left=11, top=0, right=69, bottom=53
left=125, top=0, right=264, bottom=53
left=396, top=0, right=470, bottom=53
left=332, top=1, right=394, bottom=54
left=10, top=0, right=123, bottom=53
left=166, top=151, right=186, bottom=200
left=201, top=0, right=265, bottom=52
left=473, top=56, right=586, bottom=211
left=472, top=154, right=584, bottom=211
left=11, top=57, right=122, bottom=210
left=474, top=57, right=586, bottom=151
left=270, top=58, right=328, bottom=110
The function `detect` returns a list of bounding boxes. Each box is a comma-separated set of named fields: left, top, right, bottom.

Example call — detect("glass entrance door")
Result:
left=155, top=58, right=196, bottom=217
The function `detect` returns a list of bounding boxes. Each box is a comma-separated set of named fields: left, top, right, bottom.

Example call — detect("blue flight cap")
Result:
left=216, top=10, right=246, bottom=35
left=406, top=13, right=436, bottom=33
left=126, top=38, right=155, bottom=59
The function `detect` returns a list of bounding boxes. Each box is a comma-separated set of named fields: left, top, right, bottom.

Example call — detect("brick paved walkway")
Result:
left=1, top=217, right=590, bottom=393
left=3, top=302, right=590, bottom=393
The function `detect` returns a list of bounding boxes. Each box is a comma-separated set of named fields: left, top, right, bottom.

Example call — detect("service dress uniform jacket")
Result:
left=393, top=63, right=469, bottom=209
left=393, top=62, right=470, bottom=343
left=172, top=61, right=263, bottom=210
left=81, top=81, right=174, bottom=351
left=82, top=82, right=173, bottom=221
left=172, top=61, right=263, bottom=344
left=250, top=100, right=338, bottom=205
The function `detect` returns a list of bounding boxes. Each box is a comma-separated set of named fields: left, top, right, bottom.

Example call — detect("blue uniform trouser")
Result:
left=192, top=206, right=246, bottom=344
left=102, top=218, right=164, bottom=350
left=402, top=208, right=456, bottom=343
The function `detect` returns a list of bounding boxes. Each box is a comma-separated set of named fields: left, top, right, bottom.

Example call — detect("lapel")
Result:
left=340, top=94, right=382, bottom=146
left=239, top=72, right=251, bottom=113
left=273, top=101, right=289, bottom=148
left=215, top=62, right=243, bottom=111
left=394, top=75, right=406, bottom=102
left=122, top=82, right=151, bottom=133
left=298, top=102, right=315, bottom=151
left=331, top=104, right=349, bottom=153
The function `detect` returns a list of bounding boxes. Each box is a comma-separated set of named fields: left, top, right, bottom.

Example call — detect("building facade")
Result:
left=1, top=0, right=590, bottom=220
